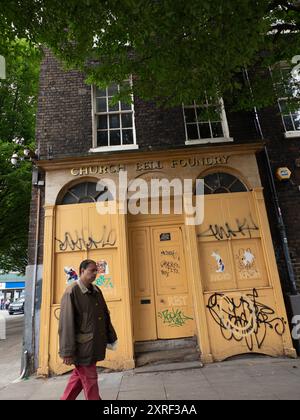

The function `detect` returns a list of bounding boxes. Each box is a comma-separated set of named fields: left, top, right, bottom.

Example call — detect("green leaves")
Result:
left=0, top=141, right=32, bottom=274
left=0, top=39, right=41, bottom=273
left=0, top=2, right=298, bottom=270
left=1, top=1, right=298, bottom=110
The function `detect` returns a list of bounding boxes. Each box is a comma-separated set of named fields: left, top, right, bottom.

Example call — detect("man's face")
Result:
left=81, top=263, right=98, bottom=284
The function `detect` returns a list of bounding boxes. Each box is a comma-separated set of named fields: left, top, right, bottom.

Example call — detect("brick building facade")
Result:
left=25, top=50, right=300, bottom=374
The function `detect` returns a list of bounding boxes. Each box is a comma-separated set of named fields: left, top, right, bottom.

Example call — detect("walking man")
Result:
left=59, top=259, right=117, bottom=400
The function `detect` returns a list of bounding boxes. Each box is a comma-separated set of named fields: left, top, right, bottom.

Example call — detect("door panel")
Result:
left=129, top=228, right=157, bottom=341
left=50, top=203, right=129, bottom=374
left=151, top=227, right=195, bottom=339
left=198, top=241, right=236, bottom=292
left=232, top=238, right=269, bottom=289
left=129, top=225, right=195, bottom=341
left=196, top=191, right=293, bottom=360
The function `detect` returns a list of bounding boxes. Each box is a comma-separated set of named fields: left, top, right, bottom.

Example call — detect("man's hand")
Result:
left=63, top=356, right=74, bottom=365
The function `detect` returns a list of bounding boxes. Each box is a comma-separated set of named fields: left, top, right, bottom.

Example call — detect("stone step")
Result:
left=135, top=336, right=198, bottom=354
left=135, top=347, right=200, bottom=368
left=134, top=360, right=204, bottom=374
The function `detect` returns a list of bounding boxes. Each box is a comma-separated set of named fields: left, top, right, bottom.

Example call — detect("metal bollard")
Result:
left=0, top=312, right=6, bottom=340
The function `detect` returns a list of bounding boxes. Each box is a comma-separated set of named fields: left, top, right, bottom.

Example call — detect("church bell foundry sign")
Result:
left=70, top=155, right=231, bottom=176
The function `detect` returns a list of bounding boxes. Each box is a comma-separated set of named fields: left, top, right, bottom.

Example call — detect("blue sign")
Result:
left=5, top=282, right=25, bottom=289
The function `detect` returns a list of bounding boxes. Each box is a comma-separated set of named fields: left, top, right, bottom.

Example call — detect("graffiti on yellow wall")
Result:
left=95, top=259, right=114, bottom=288
left=55, top=227, right=117, bottom=251
left=158, top=308, right=193, bottom=327
left=95, top=275, right=114, bottom=288
left=198, top=215, right=259, bottom=241
left=160, top=249, right=181, bottom=278
left=235, top=248, right=261, bottom=280
left=64, top=267, right=78, bottom=285
left=206, top=289, right=286, bottom=351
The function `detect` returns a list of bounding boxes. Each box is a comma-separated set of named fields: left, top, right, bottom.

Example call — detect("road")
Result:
left=0, top=311, right=24, bottom=390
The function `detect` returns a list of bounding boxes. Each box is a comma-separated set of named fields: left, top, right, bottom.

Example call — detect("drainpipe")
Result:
left=263, top=146, right=300, bottom=354
left=31, top=172, right=41, bottom=373
left=243, top=68, right=264, bottom=141
left=17, top=168, right=42, bottom=380
left=263, top=146, right=298, bottom=295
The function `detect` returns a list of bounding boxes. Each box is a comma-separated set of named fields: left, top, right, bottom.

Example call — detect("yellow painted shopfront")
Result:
left=37, top=144, right=296, bottom=376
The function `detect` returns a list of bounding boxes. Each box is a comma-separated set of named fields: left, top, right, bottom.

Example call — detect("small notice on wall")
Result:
left=160, top=233, right=171, bottom=242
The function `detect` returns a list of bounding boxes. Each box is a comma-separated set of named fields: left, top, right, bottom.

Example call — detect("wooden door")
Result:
left=129, top=227, right=157, bottom=341
left=151, top=226, right=195, bottom=339
left=196, top=190, right=294, bottom=360
left=130, top=224, right=195, bottom=341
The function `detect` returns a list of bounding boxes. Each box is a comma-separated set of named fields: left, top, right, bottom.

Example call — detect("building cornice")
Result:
left=37, top=142, right=264, bottom=171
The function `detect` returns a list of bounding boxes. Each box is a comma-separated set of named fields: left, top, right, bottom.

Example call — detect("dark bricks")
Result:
left=257, top=106, right=300, bottom=290
left=30, top=50, right=300, bottom=290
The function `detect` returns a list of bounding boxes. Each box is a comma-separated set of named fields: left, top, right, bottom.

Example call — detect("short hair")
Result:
left=79, top=259, right=97, bottom=274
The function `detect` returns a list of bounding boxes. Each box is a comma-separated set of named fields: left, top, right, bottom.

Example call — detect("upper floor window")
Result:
left=278, top=99, right=300, bottom=136
left=91, top=80, right=138, bottom=152
left=272, top=66, right=300, bottom=138
left=183, top=98, right=233, bottom=145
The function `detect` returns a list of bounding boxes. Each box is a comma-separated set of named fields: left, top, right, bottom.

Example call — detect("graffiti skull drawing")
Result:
left=242, top=250, right=255, bottom=268
left=211, top=251, right=225, bottom=273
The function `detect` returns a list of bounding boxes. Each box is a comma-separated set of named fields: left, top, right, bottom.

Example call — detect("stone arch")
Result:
left=194, top=167, right=250, bottom=195
left=55, top=177, right=114, bottom=205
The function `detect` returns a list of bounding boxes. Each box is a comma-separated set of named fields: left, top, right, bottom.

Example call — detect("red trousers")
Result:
left=61, top=364, right=101, bottom=400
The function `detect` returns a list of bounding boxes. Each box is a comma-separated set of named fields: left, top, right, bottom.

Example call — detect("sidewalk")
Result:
left=0, top=356, right=300, bottom=400
left=0, top=311, right=23, bottom=389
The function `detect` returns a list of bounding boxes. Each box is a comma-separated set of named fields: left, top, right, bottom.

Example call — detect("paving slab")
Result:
left=134, top=361, right=203, bottom=374
left=0, top=357, right=299, bottom=400
left=117, top=390, right=166, bottom=400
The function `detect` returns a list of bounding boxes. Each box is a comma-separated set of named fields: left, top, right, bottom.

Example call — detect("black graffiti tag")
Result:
left=198, top=215, right=259, bottom=241
left=55, top=226, right=117, bottom=251
left=160, top=250, right=179, bottom=259
left=206, top=289, right=286, bottom=351
left=160, top=260, right=180, bottom=277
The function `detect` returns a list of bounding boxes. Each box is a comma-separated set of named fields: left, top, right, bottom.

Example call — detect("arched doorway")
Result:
left=127, top=175, right=196, bottom=342
left=193, top=171, right=294, bottom=361
left=41, top=180, right=134, bottom=374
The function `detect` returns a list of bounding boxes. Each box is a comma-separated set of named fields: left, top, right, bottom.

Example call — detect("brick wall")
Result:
left=36, top=50, right=92, bottom=160
left=31, top=50, right=300, bottom=291
left=36, top=51, right=260, bottom=160
left=257, top=106, right=300, bottom=290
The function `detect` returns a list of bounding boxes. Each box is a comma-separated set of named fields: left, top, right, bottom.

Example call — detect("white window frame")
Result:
left=183, top=98, right=233, bottom=145
left=271, top=65, right=300, bottom=139
left=278, top=98, right=300, bottom=139
left=90, top=79, right=138, bottom=152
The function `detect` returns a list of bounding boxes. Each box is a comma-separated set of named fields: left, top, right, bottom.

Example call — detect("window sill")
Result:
left=89, top=144, right=139, bottom=153
left=185, top=137, right=234, bottom=145
left=284, top=131, right=300, bottom=139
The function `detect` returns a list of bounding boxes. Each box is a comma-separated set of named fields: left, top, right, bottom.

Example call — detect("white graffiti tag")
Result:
left=211, top=252, right=225, bottom=273
left=242, top=250, right=255, bottom=268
